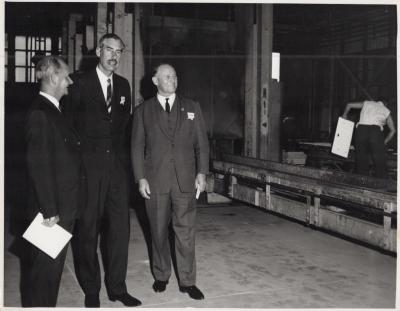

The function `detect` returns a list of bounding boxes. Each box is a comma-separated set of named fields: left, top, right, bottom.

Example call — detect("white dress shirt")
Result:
left=157, top=93, right=176, bottom=111
left=39, top=91, right=61, bottom=112
left=96, top=66, right=113, bottom=101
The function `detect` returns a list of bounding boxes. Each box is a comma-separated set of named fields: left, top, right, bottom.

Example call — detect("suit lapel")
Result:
left=40, top=96, right=80, bottom=142
left=90, top=70, right=108, bottom=115
left=110, top=75, right=119, bottom=123
left=175, top=96, right=186, bottom=136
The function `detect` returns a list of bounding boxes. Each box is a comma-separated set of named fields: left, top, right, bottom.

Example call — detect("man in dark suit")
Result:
left=65, top=33, right=141, bottom=307
left=25, top=55, right=84, bottom=307
left=131, top=63, right=209, bottom=300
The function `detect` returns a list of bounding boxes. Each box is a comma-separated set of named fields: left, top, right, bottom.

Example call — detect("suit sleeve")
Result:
left=194, top=102, right=210, bottom=174
left=26, top=111, right=58, bottom=218
left=131, top=105, right=146, bottom=181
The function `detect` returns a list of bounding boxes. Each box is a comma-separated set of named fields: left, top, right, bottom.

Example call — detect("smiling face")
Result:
left=152, top=64, right=178, bottom=97
left=96, top=38, right=124, bottom=76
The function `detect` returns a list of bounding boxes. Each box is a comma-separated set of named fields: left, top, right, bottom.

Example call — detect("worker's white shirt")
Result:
left=357, top=100, right=390, bottom=131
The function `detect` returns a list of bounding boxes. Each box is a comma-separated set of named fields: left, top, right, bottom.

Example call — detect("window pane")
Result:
left=28, top=51, right=33, bottom=65
left=46, top=37, right=51, bottom=51
left=15, top=36, right=26, bottom=49
left=58, top=37, right=62, bottom=50
left=15, top=67, right=26, bottom=82
left=30, top=67, right=36, bottom=82
left=15, top=51, right=26, bottom=66
left=40, top=40, right=45, bottom=51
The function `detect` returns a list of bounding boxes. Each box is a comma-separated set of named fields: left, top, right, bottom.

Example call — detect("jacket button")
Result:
left=106, top=150, right=110, bottom=153
left=77, top=141, right=81, bottom=146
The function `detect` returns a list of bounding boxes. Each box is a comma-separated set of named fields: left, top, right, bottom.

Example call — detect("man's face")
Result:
left=152, top=65, right=178, bottom=96
left=55, top=64, right=73, bottom=98
left=96, top=38, right=124, bottom=75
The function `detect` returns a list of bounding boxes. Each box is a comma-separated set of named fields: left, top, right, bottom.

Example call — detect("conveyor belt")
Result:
left=210, top=154, right=397, bottom=252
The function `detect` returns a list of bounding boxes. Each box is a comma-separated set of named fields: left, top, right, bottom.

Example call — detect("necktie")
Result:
left=106, top=78, right=112, bottom=113
left=165, top=98, right=170, bottom=113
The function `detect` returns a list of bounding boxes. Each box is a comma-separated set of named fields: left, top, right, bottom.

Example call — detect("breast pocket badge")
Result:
left=187, top=112, right=195, bottom=120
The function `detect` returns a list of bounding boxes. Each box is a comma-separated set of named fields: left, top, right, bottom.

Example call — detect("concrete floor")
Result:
left=3, top=203, right=397, bottom=308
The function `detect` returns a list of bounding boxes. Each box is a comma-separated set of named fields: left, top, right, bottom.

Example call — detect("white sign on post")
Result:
left=331, top=117, right=355, bottom=158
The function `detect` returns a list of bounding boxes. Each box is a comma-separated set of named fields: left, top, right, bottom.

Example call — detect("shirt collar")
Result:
left=157, top=93, right=176, bottom=108
left=96, top=66, right=113, bottom=84
left=39, top=91, right=60, bottom=111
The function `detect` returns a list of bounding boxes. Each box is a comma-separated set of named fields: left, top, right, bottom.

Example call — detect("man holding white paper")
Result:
left=131, top=64, right=209, bottom=300
left=25, top=55, right=85, bottom=307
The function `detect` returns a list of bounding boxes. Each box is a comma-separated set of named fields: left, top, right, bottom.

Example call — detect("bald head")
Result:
left=152, top=64, right=178, bottom=97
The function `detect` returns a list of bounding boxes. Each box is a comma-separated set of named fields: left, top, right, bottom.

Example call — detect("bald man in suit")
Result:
left=131, top=63, right=209, bottom=300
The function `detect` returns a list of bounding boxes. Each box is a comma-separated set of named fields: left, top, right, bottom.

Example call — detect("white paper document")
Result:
left=195, top=187, right=201, bottom=200
left=22, top=213, right=72, bottom=259
left=331, top=117, right=355, bottom=158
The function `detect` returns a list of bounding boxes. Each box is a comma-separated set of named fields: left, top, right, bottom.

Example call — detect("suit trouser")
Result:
left=146, top=167, right=197, bottom=286
left=73, top=151, right=130, bottom=296
left=355, top=124, right=387, bottom=178
left=28, top=218, right=75, bottom=307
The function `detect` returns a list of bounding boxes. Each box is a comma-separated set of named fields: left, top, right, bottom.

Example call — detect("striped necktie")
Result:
left=106, top=78, right=112, bottom=113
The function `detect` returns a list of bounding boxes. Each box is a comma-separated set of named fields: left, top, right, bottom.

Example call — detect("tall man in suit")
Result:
left=65, top=33, right=141, bottom=307
left=131, top=64, right=209, bottom=300
left=25, top=55, right=84, bottom=307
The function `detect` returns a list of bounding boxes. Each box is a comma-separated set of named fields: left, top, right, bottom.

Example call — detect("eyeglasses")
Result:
left=102, top=45, right=123, bottom=56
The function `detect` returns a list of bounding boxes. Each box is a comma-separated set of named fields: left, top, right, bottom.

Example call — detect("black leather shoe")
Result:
left=153, top=280, right=169, bottom=292
left=109, top=293, right=142, bottom=307
left=85, top=294, right=100, bottom=308
left=179, top=285, right=204, bottom=300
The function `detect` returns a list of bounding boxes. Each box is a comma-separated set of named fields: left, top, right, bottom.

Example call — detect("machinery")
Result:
left=209, top=154, right=397, bottom=253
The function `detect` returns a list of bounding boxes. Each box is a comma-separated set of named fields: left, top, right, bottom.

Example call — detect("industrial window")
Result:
left=14, top=35, right=61, bottom=83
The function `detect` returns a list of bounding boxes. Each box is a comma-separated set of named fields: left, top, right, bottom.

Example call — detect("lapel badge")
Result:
left=120, top=96, right=125, bottom=105
left=187, top=112, right=195, bottom=120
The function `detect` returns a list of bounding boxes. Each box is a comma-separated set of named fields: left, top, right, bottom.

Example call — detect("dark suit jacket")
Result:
left=131, top=95, right=209, bottom=193
left=64, top=69, right=132, bottom=169
left=25, top=95, right=84, bottom=225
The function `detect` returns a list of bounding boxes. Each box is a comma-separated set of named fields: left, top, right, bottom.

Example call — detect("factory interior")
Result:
left=3, top=2, right=398, bottom=308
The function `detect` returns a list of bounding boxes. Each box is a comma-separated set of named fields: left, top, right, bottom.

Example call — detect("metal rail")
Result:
left=210, top=154, right=397, bottom=252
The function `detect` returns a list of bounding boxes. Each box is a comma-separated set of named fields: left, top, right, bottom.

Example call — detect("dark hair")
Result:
left=98, top=33, right=125, bottom=49
left=35, top=55, right=67, bottom=81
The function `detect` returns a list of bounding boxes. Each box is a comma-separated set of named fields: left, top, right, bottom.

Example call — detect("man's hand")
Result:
left=139, top=178, right=151, bottom=199
left=195, top=173, right=207, bottom=193
left=42, top=215, right=60, bottom=227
